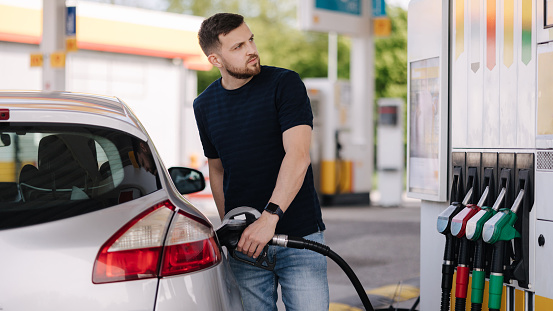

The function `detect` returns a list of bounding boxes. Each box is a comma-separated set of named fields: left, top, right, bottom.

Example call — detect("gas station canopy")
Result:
left=0, top=0, right=211, bottom=71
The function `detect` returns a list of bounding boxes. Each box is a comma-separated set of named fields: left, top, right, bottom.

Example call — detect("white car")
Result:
left=0, top=91, right=243, bottom=311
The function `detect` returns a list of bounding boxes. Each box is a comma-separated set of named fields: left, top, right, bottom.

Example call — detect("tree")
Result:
left=167, top=0, right=347, bottom=93
left=374, top=6, right=408, bottom=103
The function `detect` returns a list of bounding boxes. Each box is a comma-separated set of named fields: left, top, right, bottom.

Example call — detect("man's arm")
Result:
left=208, top=158, right=226, bottom=220
left=237, top=124, right=312, bottom=258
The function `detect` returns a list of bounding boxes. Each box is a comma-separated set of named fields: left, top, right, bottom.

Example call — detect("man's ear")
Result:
left=208, top=54, right=223, bottom=68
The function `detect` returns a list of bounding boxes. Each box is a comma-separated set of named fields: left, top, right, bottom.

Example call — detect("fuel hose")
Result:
left=484, top=189, right=524, bottom=311
left=454, top=236, right=471, bottom=311
left=488, top=240, right=505, bottom=311
left=437, top=199, right=469, bottom=311
left=271, top=234, right=375, bottom=311
left=470, top=238, right=486, bottom=311
left=441, top=233, right=457, bottom=311
left=217, top=207, right=375, bottom=311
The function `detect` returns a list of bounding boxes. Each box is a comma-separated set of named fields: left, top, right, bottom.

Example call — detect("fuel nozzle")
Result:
left=483, top=189, right=523, bottom=244
left=452, top=185, right=487, bottom=311
left=215, top=207, right=275, bottom=271
left=215, top=207, right=260, bottom=250
left=437, top=188, right=473, bottom=235
left=484, top=188, right=524, bottom=311
left=465, top=186, right=494, bottom=310
left=437, top=183, right=472, bottom=311
left=466, top=184, right=506, bottom=241
left=468, top=168, right=498, bottom=310
left=451, top=186, right=486, bottom=238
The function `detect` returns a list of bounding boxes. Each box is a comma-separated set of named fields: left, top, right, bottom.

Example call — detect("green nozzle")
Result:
left=466, top=207, right=495, bottom=240
left=470, top=270, right=486, bottom=304
left=488, top=274, right=504, bottom=310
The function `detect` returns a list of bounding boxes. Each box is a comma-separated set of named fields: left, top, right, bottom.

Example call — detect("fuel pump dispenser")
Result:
left=407, top=0, right=547, bottom=308
left=376, top=98, right=404, bottom=206
left=303, top=79, right=372, bottom=205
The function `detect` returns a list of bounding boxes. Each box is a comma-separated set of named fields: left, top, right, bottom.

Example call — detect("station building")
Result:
left=0, top=0, right=210, bottom=169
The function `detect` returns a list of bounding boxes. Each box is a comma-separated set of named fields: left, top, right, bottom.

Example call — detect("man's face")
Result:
left=216, top=22, right=261, bottom=79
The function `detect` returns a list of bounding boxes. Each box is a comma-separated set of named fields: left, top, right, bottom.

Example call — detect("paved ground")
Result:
left=322, top=203, right=421, bottom=310
left=190, top=192, right=421, bottom=310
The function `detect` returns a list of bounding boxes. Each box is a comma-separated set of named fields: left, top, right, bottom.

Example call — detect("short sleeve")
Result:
left=193, top=101, right=219, bottom=159
left=275, top=71, right=313, bottom=133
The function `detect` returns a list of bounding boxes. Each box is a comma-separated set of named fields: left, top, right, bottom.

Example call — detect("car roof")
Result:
left=0, top=91, right=147, bottom=140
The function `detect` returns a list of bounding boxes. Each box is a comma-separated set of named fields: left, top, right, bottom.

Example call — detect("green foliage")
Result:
left=164, top=0, right=356, bottom=93
left=374, top=6, right=408, bottom=103
left=373, top=6, right=408, bottom=147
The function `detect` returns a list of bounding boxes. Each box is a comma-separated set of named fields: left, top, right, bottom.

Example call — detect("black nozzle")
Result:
left=216, top=207, right=260, bottom=251
left=215, top=220, right=249, bottom=250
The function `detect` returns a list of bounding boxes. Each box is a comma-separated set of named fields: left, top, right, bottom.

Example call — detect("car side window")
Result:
left=0, top=124, right=162, bottom=230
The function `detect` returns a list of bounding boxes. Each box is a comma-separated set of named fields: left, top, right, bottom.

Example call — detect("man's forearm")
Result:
left=269, top=151, right=310, bottom=213
left=268, top=124, right=312, bottom=212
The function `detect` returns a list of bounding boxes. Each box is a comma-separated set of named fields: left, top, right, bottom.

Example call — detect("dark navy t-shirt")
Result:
left=193, top=66, right=325, bottom=237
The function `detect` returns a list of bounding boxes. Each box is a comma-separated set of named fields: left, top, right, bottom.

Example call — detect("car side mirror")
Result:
left=168, top=167, right=206, bottom=195
left=0, top=133, right=11, bottom=147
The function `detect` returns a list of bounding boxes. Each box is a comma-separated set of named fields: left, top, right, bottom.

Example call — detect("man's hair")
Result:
left=198, top=13, right=244, bottom=56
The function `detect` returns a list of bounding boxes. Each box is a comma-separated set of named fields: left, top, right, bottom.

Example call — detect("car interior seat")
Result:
left=19, top=134, right=99, bottom=200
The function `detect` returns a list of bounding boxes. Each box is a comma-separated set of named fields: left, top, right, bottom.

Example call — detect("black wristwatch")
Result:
left=264, top=202, right=284, bottom=219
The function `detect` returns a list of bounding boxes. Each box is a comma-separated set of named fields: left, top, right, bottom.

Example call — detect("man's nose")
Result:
left=246, top=41, right=257, bottom=55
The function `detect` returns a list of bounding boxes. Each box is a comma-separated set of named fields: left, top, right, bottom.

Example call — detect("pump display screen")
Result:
left=379, top=105, right=398, bottom=125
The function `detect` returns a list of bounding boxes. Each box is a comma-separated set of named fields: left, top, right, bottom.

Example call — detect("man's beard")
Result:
left=224, top=55, right=261, bottom=80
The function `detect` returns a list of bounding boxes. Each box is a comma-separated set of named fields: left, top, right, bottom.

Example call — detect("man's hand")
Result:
left=236, top=211, right=279, bottom=258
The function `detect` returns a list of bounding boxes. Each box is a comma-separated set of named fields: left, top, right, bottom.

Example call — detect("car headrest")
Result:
left=38, top=134, right=99, bottom=187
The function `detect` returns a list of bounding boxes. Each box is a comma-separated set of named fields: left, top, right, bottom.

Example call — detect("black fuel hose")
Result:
left=470, top=238, right=486, bottom=311
left=271, top=235, right=375, bottom=311
left=488, top=240, right=505, bottom=311
left=440, top=233, right=457, bottom=311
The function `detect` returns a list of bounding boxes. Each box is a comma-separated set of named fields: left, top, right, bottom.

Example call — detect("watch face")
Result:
left=266, top=202, right=279, bottom=213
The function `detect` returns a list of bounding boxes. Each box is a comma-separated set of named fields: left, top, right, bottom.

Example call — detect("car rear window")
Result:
left=0, top=124, right=162, bottom=230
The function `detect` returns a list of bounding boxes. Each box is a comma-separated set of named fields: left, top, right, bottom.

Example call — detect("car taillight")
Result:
left=160, top=210, right=221, bottom=276
left=93, top=200, right=221, bottom=284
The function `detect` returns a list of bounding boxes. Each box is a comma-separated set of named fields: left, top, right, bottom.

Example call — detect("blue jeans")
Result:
left=229, top=231, right=329, bottom=311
